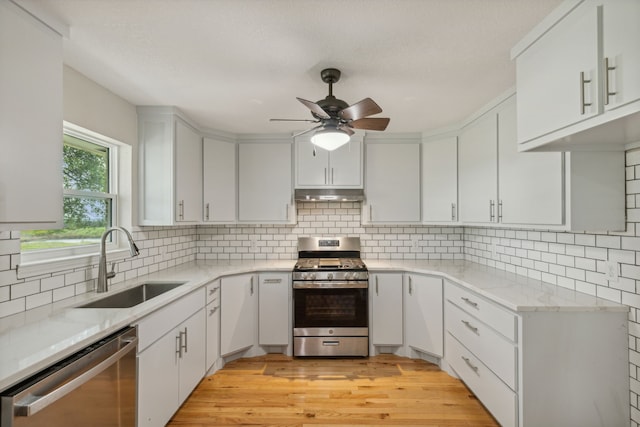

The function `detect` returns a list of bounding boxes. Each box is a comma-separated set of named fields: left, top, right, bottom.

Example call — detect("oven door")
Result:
left=293, top=284, right=368, bottom=334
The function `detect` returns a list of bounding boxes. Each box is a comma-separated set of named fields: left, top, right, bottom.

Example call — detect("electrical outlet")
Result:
left=249, top=235, right=258, bottom=252
left=605, top=260, right=619, bottom=283
left=410, top=235, right=420, bottom=249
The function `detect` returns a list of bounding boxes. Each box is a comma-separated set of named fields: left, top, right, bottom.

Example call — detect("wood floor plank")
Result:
left=168, top=354, right=499, bottom=426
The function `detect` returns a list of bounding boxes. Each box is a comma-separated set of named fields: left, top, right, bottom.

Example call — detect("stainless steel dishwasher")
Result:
left=0, top=326, right=137, bottom=427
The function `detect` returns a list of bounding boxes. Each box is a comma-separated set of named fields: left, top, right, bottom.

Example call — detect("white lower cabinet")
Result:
left=444, top=280, right=629, bottom=427
left=258, top=273, right=290, bottom=347
left=205, top=280, right=221, bottom=372
left=371, top=273, right=403, bottom=346
left=136, top=290, right=206, bottom=427
left=221, top=274, right=257, bottom=357
left=404, top=274, right=443, bottom=358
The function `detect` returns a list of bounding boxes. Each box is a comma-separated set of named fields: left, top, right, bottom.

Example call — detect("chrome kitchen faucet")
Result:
left=97, top=227, right=140, bottom=293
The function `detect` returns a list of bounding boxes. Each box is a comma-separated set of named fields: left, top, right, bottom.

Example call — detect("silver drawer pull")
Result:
left=461, top=356, right=479, bottom=374
left=209, top=307, right=218, bottom=316
left=461, top=320, right=479, bottom=334
left=209, top=286, right=219, bottom=295
left=461, top=297, right=478, bottom=308
left=322, top=340, right=340, bottom=346
left=263, top=278, right=282, bottom=284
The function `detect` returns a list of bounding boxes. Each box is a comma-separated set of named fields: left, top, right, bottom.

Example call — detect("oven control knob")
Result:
left=327, top=273, right=333, bottom=280
left=308, top=273, right=316, bottom=280
left=329, top=329, right=334, bottom=335
left=344, top=272, right=352, bottom=280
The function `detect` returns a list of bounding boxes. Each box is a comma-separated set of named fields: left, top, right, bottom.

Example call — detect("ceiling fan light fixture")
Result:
left=310, top=127, right=350, bottom=151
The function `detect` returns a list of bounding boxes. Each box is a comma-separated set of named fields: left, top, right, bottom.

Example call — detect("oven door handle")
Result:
left=293, top=281, right=368, bottom=289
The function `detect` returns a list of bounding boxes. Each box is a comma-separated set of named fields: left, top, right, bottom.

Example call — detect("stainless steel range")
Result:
left=292, top=237, right=369, bottom=357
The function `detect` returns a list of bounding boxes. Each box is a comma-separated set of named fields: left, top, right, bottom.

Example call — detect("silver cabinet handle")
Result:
left=369, top=205, right=373, bottom=222
left=209, top=307, right=218, bottom=316
left=250, top=276, right=254, bottom=295
left=461, top=356, right=479, bottom=374
left=408, top=276, right=413, bottom=295
left=324, top=168, right=328, bottom=184
left=176, top=335, right=182, bottom=357
left=580, top=71, right=592, bottom=115
left=263, top=278, right=282, bottom=284
left=205, top=203, right=210, bottom=221
left=331, top=168, right=334, bottom=184
left=286, top=204, right=289, bottom=221
left=180, top=328, right=188, bottom=355
left=451, top=203, right=456, bottom=221
left=209, top=286, right=219, bottom=295
left=498, top=200, right=503, bottom=222
left=375, top=276, right=379, bottom=296
left=604, top=57, right=617, bottom=106
left=489, top=200, right=495, bottom=222
left=461, top=297, right=478, bottom=309
left=461, top=320, right=479, bottom=334
left=178, top=200, right=185, bottom=220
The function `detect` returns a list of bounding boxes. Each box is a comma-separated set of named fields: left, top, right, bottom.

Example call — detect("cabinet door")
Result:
left=238, top=142, right=293, bottom=222
left=422, top=137, right=457, bottom=222
left=175, top=120, right=203, bottom=222
left=603, top=0, right=640, bottom=111
left=365, top=142, right=421, bottom=223
left=329, top=138, right=363, bottom=187
left=0, top=1, right=63, bottom=230
left=205, top=301, right=220, bottom=372
left=497, top=98, right=563, bottom=225
left=221, top=274, right=256, bottom=356
left=515, top=2, right=599, bottom=143
left=203, top=138, right=236, bottom=222
left=296, top=138, right=330, bottom=187
left=259, top=273, right=290, bottom=346
left=458, top=113, right=498, bottom=223
left=178, top=308, right=206, bottom=404
left=137, top=331, right=180, bottom=427
left=405, top=275, right=443, bottom=357
left=371, top=273, right=403, bottom=346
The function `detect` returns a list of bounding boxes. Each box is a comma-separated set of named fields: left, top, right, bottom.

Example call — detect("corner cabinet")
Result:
left=512, top=0, right=640, bottom=150
left=0, top=1, right=63, bottom=230
left=138, top=107, right=203, bottom=225
left=238, top=141, right=295, bottom=223
left=221, top=274, right=257, bottom=357
left=363, top=138, right=421, bottom=224
left=295, top=135, right=363, bottom=188
left=404, top=274, right=443, bottom=358
left=422, top=137, right=458, bottom=223
left=203, top=137, right=236, bottom=223
left=136, top=289, right=206, bottom=427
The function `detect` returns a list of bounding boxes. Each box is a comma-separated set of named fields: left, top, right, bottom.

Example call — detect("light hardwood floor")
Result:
left=167, top=354, right=499, bottom=426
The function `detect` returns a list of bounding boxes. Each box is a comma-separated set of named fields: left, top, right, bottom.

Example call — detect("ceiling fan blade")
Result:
left=292, top=124, right=324, bottom=138
left=297, top=97, right=330, bottom=119
left=349, top=117, right=390, bottom=131
left=339, top=98, right=382, bottom=121
left=270, top=118, right=319, bottom=123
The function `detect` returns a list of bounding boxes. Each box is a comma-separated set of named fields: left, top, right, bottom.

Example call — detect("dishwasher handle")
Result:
left=14, top=331, right=138, bottom=417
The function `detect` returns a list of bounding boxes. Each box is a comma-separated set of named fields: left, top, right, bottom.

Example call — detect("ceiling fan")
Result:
left=271, top=68, right=390, bottom=151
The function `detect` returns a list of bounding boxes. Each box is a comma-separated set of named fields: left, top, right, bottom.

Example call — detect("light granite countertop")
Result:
left=0, top=259, right=627, bottom=392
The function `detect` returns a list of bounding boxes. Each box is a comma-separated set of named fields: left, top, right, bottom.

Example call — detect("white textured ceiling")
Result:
left=16, top=0, right=562, bottom=135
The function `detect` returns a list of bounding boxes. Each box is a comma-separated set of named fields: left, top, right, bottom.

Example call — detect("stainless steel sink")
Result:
left=78, top=282, right=186, bottom=308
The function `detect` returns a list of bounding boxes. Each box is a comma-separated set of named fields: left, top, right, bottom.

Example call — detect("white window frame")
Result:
left=18, top=122, right=133, bottom=278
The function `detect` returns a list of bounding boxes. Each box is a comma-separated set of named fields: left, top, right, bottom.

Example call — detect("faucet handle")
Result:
left=107, top=262, right=116, bottom=279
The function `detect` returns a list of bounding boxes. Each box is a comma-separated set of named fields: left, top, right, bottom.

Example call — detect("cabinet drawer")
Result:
left=206, top=280, right=220, bottom=306
left=445, top=282, right=517, bottom=341
left=446, top=333, right=516, bottom=427
left=446, top=301, right=516, bottom=390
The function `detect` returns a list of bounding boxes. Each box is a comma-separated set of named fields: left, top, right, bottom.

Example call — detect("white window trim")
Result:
left=18, top=121, right=134, bottom=279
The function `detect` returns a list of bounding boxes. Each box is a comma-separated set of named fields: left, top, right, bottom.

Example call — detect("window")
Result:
left=20, top=124, right=119, bottom=258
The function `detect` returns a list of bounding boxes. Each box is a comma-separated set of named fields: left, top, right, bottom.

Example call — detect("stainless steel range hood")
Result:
left=294, top=188, right=365, bottom=202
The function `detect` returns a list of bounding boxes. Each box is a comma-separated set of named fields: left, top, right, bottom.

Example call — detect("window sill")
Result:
left=17, top=248, right=131, bottom=279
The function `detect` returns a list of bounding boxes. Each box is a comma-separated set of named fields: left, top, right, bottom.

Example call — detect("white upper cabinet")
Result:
left=497, top=99, right=563, bottom=226
left=0, top=1, right=63, bottom=230
left=138, top=107, right=203, bottom=225
left=363, top=138, right=421, bottom=224
left=512, top=0, right=640, bottom=150
left=458, top=111, right=498, bottom=224
left=203, top=137, right=236, bottom=223
left=238, top=141, right=295, bottom=223
left=295, top=135, right=363, bottom=188
left=422, top=137, right=458, bottom=223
